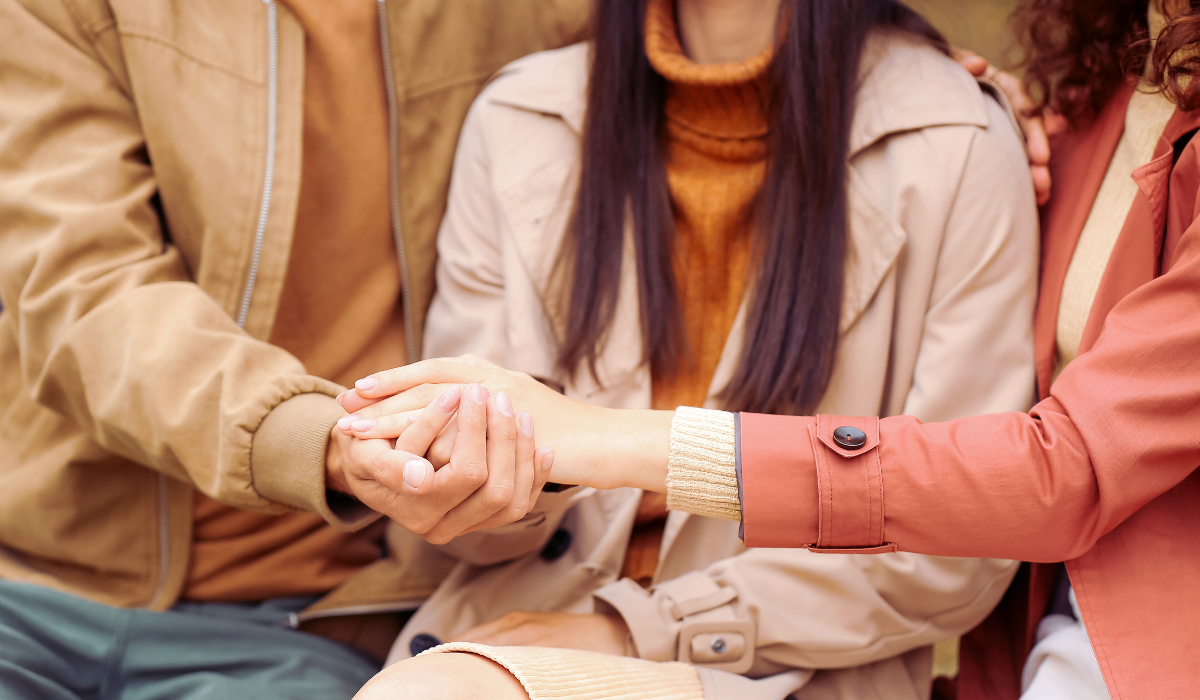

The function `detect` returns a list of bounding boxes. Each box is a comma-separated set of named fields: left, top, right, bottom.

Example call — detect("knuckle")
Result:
left=484, top=483, right=515, bottom=509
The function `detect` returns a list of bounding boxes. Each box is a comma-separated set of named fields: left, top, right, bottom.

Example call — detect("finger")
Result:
left=423, top=387, right=517, bottom=544
left=343, top=385, right=460, bottom=440
left=1021, top=115, right=1051, bottom=166
left=339, top=410, right=420, bottom=439
left=1032, top=165, right=1052, bottom=206
left=951, top=48, right=989, bottom=77
left=413, top=383, right=493, bottom=539
left=345, top=383, right=459, bottom=420
left=428, top=417, right=457, bottom=469
left=531, top=447, right=555, bottom=502
left=352, top=359, right=493, bottom=401
left=460, top=407, right=538, bottom=534
left=392, top=385, right=463, bottom=455
left=342, top=438, right=441, bottom=529
left=341, top=381, right=453, bottom=416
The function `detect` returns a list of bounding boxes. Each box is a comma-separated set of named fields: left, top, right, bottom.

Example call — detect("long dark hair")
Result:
left=556, top=0, right=945, bottom=415
left=1015, top=0, right=1200, bottom=127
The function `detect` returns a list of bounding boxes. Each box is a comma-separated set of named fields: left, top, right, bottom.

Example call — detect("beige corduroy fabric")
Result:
left=665, top=407, right=741, bottom=521
left=425, top=643, right=705, bottom=700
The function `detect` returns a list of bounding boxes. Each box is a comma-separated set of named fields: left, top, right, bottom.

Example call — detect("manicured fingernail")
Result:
left=355, top=376, right=378, bottom=392
left=351, top=419, right=375, bottom=432
left=469, top=383, right=486, bottom=405
left=336, top=391, right=346, bottom=405
left=495, top=391, right=513, bottom=417
left=408, top=415, right=418, bottom=425
left=519, top=411, right=534, bottom=437
left=437, top=385, right=462, bottom=414
left=403, top=459, right=428, bottom=489
left=337, top=415, right=359, bottom=431
left=540, top=452, right=554, bottom=471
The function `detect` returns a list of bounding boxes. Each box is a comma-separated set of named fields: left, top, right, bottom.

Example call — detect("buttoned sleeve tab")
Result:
left=808, top=415, right=897, bottom=554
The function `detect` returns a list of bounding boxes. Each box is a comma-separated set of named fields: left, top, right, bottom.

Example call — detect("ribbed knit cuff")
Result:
left=424, top=643, right=704, bottom=699
left=665, top=407, right=742, bottom=522
left=251, top=391, right=380, bottom=532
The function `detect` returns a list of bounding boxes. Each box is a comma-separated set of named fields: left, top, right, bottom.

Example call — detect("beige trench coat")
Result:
left=402, top=33, right=1039, bottom=700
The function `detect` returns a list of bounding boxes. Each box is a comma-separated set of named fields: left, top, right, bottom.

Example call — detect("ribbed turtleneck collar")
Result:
left=644, top=0, right=772, bottom=160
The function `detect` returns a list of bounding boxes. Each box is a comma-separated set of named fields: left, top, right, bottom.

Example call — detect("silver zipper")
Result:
left=279, top=600, right=423, bottom=629
left=377, top=0, right=418, bottom=364
left=237, top=0, right=280, bottom=329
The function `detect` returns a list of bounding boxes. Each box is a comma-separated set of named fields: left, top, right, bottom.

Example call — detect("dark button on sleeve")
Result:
left=832, top=426, right=868, bottom=450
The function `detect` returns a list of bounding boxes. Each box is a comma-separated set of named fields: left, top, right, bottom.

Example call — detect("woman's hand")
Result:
left=335, top=358, right=673, bottom=492
left=953, top=48, right=1052, bottom=205
left=327, top=383, right=553, bottom=544
left=449, top=611, right=632, bottom=656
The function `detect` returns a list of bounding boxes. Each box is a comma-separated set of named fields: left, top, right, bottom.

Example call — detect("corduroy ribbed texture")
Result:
left=665, top=407, right=741, bottom=521
left=426, top=643, right=705, bottom=700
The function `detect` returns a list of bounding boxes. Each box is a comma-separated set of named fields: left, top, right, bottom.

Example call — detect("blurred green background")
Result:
left=905, top=0, right=1022, bottom=69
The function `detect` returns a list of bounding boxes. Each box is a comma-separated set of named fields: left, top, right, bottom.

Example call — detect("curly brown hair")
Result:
left=1015, top=0, right=1200, bottom=126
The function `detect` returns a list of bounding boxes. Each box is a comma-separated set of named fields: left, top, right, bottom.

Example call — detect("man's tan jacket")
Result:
left=411, top=36, right=1039, bottom=699
left=0, top=0, right=586, bottom=614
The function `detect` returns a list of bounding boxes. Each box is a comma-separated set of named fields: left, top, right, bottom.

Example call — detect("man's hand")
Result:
left=326, top=383, right=554, bottom=543
left=449, top=611, right=632, bottom=656
left=953, top=48, right=1052, bottom=205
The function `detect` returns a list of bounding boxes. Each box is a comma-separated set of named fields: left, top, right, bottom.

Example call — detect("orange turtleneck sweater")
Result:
left=621, top=0, right=771, bottom=586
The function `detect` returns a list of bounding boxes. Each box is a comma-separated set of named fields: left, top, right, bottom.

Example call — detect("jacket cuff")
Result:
left=665, top=407, right=741, bottom=522
left=738, top=413, right=819, bottom=548
left=251, top=391, right=379, bottom=532
left=594, top=573, right=755, bottom=674
left=740, top=413, right=898, bottom=553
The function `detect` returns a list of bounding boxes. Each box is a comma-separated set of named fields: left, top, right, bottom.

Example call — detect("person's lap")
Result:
left=0, top=580, right=379, bottom=700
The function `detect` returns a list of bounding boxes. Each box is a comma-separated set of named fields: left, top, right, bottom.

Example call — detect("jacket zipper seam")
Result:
left=378, top=0, right=418, bottom=363
left=237, top=0, right=279, bottom=329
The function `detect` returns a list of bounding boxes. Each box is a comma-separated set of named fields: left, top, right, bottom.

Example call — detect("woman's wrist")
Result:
left=545, top=406, right=673, bottom=492
left=586, top=407, right=673, bottom=492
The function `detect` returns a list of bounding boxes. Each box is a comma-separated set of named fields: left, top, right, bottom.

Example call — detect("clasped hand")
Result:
left=325, top=374, right=554, bottom=544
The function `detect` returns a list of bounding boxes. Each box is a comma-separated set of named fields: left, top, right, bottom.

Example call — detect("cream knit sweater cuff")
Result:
left=665, top=407, right=742, bottom=522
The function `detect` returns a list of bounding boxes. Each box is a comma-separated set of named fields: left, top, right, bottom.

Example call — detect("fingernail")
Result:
left=336, top=415, right=359, bottom=431
left=336, top=391, right=346, bottom=405
left=437, top=385, right=462, bottom=414
left=403, top=459, right=428, bottom=489
left=351, top=419, right=376, bottom=432
left=495, top=391, right=513, bottom=417
left=519, top=411, right=534, bottom=437
left=469, top=383, right=486, bottom=405
left=540, top=452, right=554, bottom=472
left=355, top=376, right=378, bottom=392
left=408, top=415, right=418, bottom=425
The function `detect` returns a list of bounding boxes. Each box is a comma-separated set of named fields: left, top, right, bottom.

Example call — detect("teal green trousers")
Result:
left=0, top=580, right=380, bottom=699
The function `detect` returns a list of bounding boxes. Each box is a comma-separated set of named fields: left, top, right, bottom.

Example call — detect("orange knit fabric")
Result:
left=185, top=0, right=398, bottom=602
left=621, top=0, right=771, bottom=587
